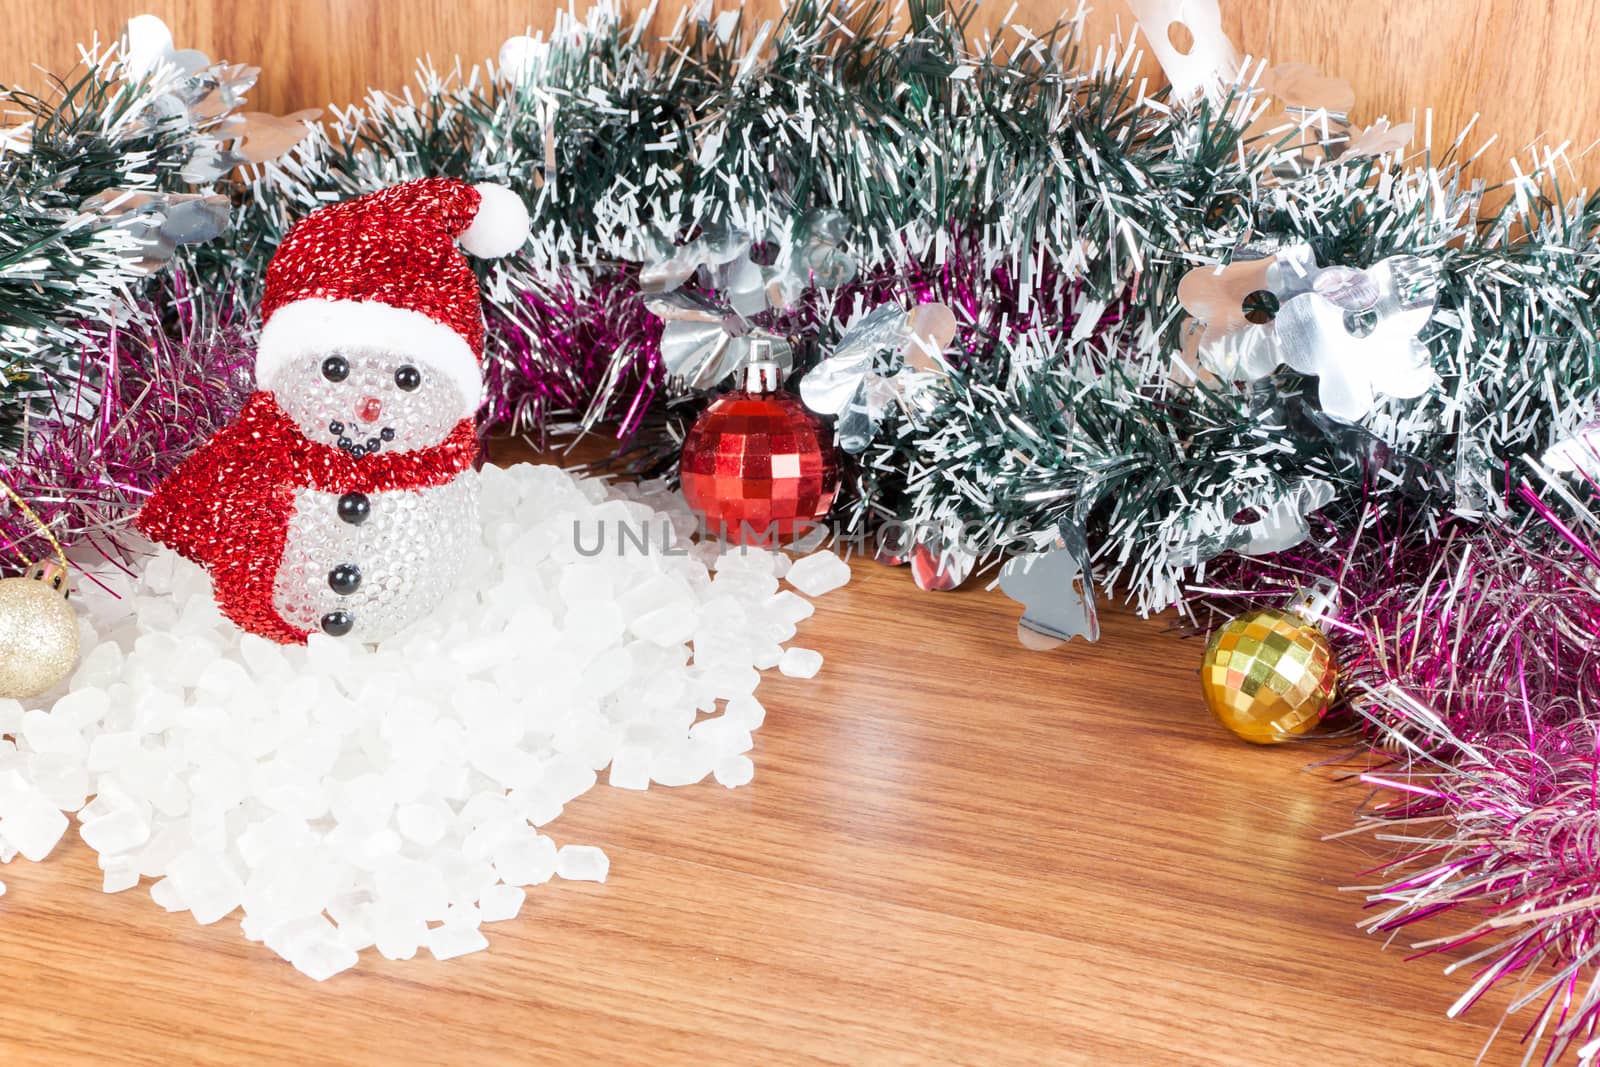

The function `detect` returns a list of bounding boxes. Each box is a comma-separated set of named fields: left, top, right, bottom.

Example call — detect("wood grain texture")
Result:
left=0, top=452, right=1528, bottom=1065
left=3, top=1, right=1598, bottom=187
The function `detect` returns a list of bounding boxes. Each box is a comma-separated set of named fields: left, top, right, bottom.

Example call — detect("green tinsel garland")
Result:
left=6, top=0, right=1600, bottom=613
left=0, top=46, right=245, bottom=455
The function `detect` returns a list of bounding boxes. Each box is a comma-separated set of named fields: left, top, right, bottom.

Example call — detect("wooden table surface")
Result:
left=0, top=471, right=1523, bottom=1066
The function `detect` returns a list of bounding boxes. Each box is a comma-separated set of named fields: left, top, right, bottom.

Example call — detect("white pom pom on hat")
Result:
left=458, top=182, right=531, bottom=258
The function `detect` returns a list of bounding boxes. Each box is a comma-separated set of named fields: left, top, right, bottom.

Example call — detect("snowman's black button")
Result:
left=337, top=492, right=370, bottom=525
left=329, top=420, right=345, bottom=436
left=328, top=563, right=362, bottom=595
left=380, top=427, right=395, bottom=441
left=365, top=437, right=380, bottom=452
left=320, top=611, right=354, bottom=637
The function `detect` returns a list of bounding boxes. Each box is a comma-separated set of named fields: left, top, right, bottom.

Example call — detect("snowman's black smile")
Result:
left=327, top=420, right=397, bottom=458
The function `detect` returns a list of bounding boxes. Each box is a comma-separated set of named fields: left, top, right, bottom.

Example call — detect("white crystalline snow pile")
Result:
left=0, top=464, right=850, bottom=980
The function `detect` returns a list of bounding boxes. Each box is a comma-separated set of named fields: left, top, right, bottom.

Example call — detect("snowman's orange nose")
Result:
left=358, top=397, right=382, bottom=423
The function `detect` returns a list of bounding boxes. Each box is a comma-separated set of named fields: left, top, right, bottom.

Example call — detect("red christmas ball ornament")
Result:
left=680, top=361, right=839, bottom=546
left=909, top=537, right=974, bottom=591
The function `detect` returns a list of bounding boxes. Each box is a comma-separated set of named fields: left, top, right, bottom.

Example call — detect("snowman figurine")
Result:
left=137, top=177, right=530, bottom=644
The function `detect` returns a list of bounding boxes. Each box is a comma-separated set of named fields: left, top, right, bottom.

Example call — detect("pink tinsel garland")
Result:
left=1204, top=487, right=1600, bottom=1063
left=0, top=273, right=254, bottom=575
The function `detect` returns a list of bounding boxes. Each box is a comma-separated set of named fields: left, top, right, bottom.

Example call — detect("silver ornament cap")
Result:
left=743, top=337, right=783, bottom=394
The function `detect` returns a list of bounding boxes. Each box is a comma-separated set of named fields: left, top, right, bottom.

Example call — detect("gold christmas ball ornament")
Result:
left=1200, top=599, right=1338, bottom=745
left=0, top=561, right=78, bottom=700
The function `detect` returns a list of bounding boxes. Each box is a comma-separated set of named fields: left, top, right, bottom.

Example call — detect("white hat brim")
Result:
left=256, top=298, right=483, bottom=422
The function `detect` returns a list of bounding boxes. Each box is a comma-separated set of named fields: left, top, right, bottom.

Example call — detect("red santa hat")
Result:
left=256, top=177, right=531, bottom=421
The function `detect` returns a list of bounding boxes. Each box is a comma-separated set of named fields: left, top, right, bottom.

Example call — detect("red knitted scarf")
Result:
left=137, top=391, right=479, bottom=644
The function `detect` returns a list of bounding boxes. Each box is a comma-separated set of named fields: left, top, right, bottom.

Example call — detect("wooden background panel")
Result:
left=4, top=1, right=1598, bottom=188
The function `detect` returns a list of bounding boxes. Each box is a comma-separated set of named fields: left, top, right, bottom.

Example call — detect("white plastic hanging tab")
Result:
left=1126, top=0, right=1240, bottom=105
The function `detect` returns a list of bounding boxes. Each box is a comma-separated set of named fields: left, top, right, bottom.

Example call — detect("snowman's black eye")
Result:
left=321, top=355, right=350, bottom=382
left=394, top=365, right=422, bottom=391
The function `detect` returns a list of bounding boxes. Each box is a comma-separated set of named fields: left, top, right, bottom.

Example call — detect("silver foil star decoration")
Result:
left=638, top=219, right=753, bottom=298
left=640, top=210, right=855, bottom=304
left=642, top=212, right=858, bottom=390
left=766, top=208, right=857, bottom=307
left=1243, top=62, right=1414, bottom=175
left=1125, top=0, right=1239, bottom=104
left=80, top=189, right=232, bottom=271
left=1176, top=242, right=1314, bottom=382
left=799, top=301, right=956, bottom=453
left=645, top=289, right=792, bottom=391
left=1179, top=242, right=1441, bottom=421
left=997, top=521, right=1100, bottom=650
left=1275, top=255, right=1440, bottom=421
left=122, top=13, right=210, bottom=82
left=120, top=16, right=317, bottom=183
